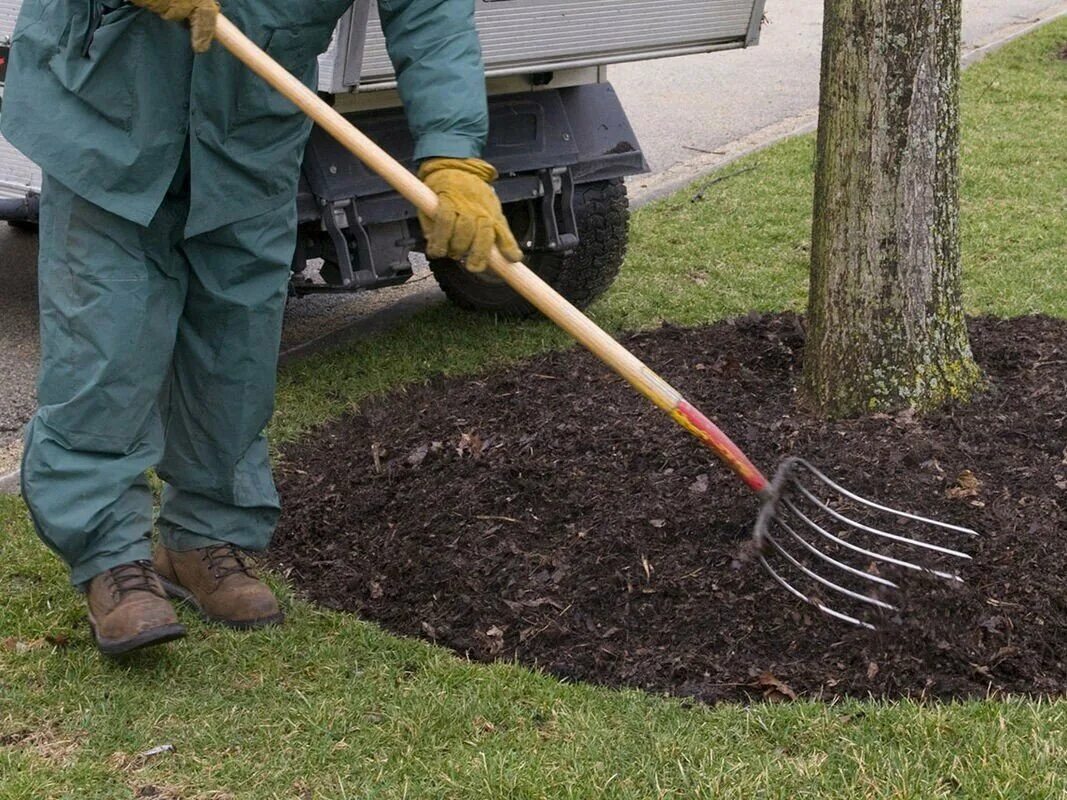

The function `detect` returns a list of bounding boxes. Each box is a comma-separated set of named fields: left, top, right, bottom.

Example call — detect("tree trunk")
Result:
left=803, top=0, right=982, bottom=416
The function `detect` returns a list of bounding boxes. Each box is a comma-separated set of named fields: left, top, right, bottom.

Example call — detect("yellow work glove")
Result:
left=417, top=158, right=524, bottom=273
left=130, top=0, right=219, bottom=53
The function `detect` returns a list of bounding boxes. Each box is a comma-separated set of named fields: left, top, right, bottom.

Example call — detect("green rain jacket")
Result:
left=1, top=0, right=488, bottom=236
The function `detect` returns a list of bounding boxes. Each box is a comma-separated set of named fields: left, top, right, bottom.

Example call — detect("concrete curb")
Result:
left=629, top=110, right=818, bottom=209
left=1, top=4, right=1064, bottom=498
left=962, top=3, right=1067, bottom=66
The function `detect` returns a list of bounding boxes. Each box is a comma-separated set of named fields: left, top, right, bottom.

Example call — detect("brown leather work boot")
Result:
left=153, top=544, right=284, bottom=629
left=86, top=562, right=186, bottom=656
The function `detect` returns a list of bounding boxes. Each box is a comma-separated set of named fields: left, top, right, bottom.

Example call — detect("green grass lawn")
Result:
left=2, top=21, right=1066, bottom=800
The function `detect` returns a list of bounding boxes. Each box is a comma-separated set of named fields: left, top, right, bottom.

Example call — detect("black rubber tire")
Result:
left=6, top=220, right=38, bottom=234
left=430, top=178, right=629, bottom=318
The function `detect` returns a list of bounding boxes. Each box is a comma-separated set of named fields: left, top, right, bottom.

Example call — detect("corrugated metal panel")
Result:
left=354, top=0, right=757, bottom=86
left=0, top=134, right=41, bottom=198
left=2, top=0, right=758, bottom=91
left=0, top=0, right=19, bottom=39
left=318, top=38, right=338, bottom=90
left=2, top=0, right=758, bottom=95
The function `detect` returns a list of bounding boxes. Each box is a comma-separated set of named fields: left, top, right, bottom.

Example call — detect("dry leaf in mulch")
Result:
left=946, top=469, right=981, bottom=500
left=753, top=671, right=798, bottom=701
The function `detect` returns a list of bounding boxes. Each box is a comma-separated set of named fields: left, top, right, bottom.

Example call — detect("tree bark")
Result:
left=803, top=0, right=982, bottom=416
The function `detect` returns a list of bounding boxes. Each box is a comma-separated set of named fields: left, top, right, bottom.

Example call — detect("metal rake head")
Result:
left=753, top=458, right=979, bottom=630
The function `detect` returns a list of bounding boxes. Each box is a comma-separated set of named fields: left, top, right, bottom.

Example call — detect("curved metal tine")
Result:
left=774, top=512, right=898, bottom=590
left=763, top=529, right=897, bottom=611
left=783, top=498, right=965, bottom=582
left=790, top=459, right=980, bottom=537
left=759, top=556, right=876, bottom=630
left=790, top=480, right=974, bottom=561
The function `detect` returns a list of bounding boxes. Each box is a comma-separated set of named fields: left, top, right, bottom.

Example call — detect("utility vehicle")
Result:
left=0, top=0, right=766, bottom=315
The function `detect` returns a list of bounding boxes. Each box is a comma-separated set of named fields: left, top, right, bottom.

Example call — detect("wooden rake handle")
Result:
left=213, top=14, right=771, bottom=495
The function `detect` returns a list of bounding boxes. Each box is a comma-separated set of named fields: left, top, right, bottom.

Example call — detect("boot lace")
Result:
left=202, top=545, right=256, bottom=581
left=107, top=561, right=164, bottom=599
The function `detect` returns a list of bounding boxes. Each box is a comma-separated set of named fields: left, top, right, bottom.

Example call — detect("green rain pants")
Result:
left=21, top=156, right=296, bottom=586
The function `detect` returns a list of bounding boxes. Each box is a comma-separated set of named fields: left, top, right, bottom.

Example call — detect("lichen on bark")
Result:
left=803, top=0, right=983, bottom=418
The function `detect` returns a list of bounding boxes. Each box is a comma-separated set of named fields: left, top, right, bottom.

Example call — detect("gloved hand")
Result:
left=417, top=158, right=524, bottom=273
left=129, top=0, right=219, bottom=53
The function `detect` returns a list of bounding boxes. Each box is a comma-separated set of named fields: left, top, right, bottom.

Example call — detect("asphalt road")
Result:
left=1, top=0, right=1063, bottom=475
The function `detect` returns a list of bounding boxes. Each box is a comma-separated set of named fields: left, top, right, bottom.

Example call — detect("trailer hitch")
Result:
left=536, top=167, right=580, bottom=253
left=303, top=197, right=412, bottom=293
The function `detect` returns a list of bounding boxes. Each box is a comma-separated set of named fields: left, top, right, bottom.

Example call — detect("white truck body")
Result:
left=0, top=0, right=764, bottom=200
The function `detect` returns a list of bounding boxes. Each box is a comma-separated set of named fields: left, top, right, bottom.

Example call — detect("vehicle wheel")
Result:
left=430, top=178, right=629, bottom=317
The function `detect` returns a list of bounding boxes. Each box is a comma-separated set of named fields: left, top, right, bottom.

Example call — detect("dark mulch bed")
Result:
left=268, top=314, right=1067, bottom=703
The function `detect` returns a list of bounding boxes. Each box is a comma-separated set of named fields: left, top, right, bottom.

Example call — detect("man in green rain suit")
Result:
left=2, top=0, right=523, bottom=654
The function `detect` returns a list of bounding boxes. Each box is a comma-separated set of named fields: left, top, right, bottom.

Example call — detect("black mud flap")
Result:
left=297, top=82, right=647, bottom=227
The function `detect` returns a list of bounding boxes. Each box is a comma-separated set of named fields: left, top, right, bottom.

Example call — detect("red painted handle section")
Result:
left=671, top=401, right=770, bottom=494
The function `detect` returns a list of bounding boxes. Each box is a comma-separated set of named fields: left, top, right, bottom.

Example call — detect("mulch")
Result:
left=267, top=314, right=1067, bottom=703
